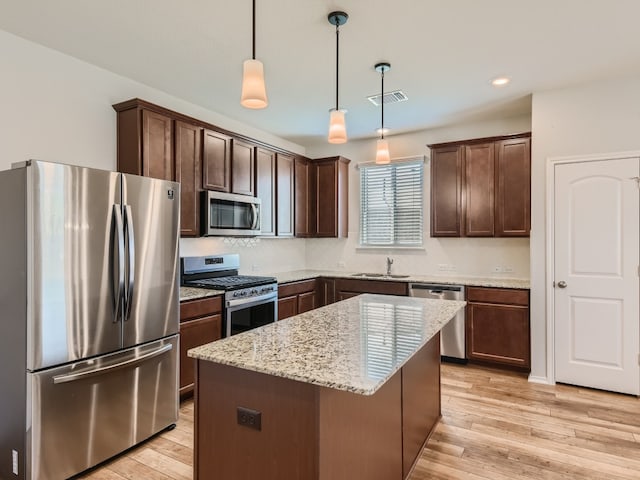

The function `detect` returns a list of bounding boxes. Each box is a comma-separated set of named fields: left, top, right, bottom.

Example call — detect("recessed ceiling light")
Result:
left=491, top=76, right=511, bottom=87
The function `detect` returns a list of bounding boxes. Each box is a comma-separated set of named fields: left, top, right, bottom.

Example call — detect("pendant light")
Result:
left=241, top=0, right=268, bottom=109
left=375, top=62, right=391, bottom=164
left=327, top=11, right=348, bottom=144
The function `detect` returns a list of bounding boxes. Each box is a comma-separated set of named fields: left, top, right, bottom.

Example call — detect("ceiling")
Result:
left=2, top=0, right=640, bottom=147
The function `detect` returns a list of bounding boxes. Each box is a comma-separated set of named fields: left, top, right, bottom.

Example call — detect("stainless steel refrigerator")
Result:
left=0, top=160, right=180, bottom=480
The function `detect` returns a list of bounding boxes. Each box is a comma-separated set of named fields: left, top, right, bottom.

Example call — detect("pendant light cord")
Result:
left=381, top=70, right=385, bottom=139
left=335, top=22, right=340, bottom=111
left=252, top=0, right=256, bottom=60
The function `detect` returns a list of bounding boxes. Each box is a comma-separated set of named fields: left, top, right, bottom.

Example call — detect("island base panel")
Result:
left=194, top=361, right=318, bottom=480
left=318, top=373, right=402, bottom=480
left=402, top=332, right=441, bottom=477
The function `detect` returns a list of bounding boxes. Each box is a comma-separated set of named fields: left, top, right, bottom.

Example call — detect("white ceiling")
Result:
left=2, top=0, right=640, bottom=147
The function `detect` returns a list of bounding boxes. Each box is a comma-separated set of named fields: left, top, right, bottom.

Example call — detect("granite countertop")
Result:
left=188, top=294, right=465, bottom=395
left=270, top=269, right=530, bottom=290
left=179, top=270, right=529, bottom=301
left=180, top=286, right=225, bottom=302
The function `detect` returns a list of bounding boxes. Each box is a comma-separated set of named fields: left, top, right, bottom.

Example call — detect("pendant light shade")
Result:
left=327, top=11, right=348, bottom=143
left=376, top=138, right=390, bottom=164
left=241, top=0, right=268, bottom=109
left=241, top=59, right=268, bottom=109
left=328, top=109, right=347, bottom=144
left=375, top=62, right=391, bottom=164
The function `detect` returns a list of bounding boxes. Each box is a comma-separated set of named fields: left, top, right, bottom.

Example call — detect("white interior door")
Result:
left=554, top=156, right=639, bottom=395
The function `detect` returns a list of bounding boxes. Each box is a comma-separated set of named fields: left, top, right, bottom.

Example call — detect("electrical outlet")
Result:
left=448, top=265, right=457, bottom=272
left=337, top=261, right=346, bottom=268
left=237, top=406, right=262, bottom=431
left=251, top=264, right=259, bottom=272
left=492, top=266, right=502, bottom=273
left=438, top=264, right=447, bottom=271
left=503, top=266, right=514, bottom=273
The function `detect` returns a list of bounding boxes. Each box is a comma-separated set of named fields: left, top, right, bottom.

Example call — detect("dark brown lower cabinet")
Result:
left=179, top=296, right=222, bottom=397
left=466, top=287, right=530, bottom=370
left=277, top=279, right=318, bottom=320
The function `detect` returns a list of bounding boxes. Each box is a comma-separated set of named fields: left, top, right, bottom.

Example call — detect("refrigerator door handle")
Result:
left=124, top=204, right=136, bottom=321
left=113, top=204, right=125, bottom=323
left=52, top=343, right=173, bottom=384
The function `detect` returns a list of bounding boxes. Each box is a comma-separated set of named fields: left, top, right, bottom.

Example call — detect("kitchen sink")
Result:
left=351, top=273, right=410, bottom=279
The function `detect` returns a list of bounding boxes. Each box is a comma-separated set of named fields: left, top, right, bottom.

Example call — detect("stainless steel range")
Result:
left=181, top=254, right=278, bottom=337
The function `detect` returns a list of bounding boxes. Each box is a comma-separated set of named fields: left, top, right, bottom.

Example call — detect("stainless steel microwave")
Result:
left=201, top=191, right=261, bottom=236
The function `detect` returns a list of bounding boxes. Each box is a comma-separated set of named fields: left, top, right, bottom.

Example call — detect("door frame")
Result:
left=545, top=150, right=640, bottom=386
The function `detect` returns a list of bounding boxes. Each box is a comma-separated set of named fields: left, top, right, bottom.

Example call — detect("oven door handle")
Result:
left=227, top=291, right=278, bottom=309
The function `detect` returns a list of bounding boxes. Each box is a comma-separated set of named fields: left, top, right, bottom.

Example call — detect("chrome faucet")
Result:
left=386, top=257, right=394, bottom=276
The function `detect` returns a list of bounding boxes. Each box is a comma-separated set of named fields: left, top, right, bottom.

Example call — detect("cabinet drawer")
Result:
left=466, top=287, right=528, bottom=306
left=180, top=295, right=223, bottom=321
left=278, top=279, right=318, bottom=298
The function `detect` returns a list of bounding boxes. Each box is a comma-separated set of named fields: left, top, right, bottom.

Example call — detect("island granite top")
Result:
left=188, top=294, right=465, bottom=396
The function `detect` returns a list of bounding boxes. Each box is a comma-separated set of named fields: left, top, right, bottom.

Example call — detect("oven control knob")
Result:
left=233, top=292, right=239, bottom=298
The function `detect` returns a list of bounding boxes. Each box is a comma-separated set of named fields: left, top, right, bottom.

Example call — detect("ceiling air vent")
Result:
left=367, top=90, right=408, bottom=107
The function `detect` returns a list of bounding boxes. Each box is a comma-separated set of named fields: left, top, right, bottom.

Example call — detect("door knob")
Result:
left=557, top=281, right=567, bottom=288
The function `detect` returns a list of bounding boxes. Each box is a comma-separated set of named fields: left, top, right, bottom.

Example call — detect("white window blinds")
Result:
left=359, top=159, right=424, bottom=246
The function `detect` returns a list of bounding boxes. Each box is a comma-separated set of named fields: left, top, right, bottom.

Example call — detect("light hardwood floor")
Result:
left=80, top=364, right=640, bottom=479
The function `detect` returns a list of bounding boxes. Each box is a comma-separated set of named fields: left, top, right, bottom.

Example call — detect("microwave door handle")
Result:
left=251, top=203, right=259, bottom=230
left=112, top=205, right=125, bottom=323
left=124, top=205, right=135, bottom=321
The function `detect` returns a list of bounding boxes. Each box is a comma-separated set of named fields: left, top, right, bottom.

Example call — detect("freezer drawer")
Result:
left=27, top=335, right=178, bottom=480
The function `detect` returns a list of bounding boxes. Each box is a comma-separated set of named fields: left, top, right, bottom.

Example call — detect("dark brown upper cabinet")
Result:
left=203, top=129, right=231, bottom=192
left=276, top=153, right=295, bottom=237
left=429, top=133, right=531, bottom=238
left=495, top=137, right=531, bottom=236
left=175, top=121, right=202, bottom=237
left=430, top=146, right=463, bottom=237
left=464, top=143, right=495, bottom=236
left=294, top=156, right=315, bottom=237
left=113, top=100, right=174, bottom=181
left=231, top=139, right=255, bottom=196
left=312, top=156, right=350, bottom=238
left=255, top=147, right=277, bottom=236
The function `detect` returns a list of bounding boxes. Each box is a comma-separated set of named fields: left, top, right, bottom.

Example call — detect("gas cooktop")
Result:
left=184, top=275, right=277, bottom=291
left=180, top=254, right=277, bottom=291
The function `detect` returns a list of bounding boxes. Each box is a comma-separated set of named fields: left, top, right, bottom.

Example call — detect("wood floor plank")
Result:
left=83, top=364, right=640, bottom=480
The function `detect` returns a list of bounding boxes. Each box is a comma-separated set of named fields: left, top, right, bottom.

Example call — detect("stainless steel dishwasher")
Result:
left=409, top=283, right=466, bottom=362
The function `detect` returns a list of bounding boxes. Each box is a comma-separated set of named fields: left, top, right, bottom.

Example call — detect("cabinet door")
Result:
left=142, top=109, right=174, bottom=181
left=203, top=129, right=231, bottom=192
left=430, top=146, right=462, bottom=237
left=256, top=148, right=276, bottom=236
left=277, top=153, right=295, bottom=237
left=231, top=139, right=255, bottom=196
left=466, top=302, right=530, bottom=369
left=180, top=314, right=222, bottom=395
left=495, top=137, right=531, bottom=237
left=297, top=291, right=316, bottom=314
left=338, top=291, right=361, bottom=301
left=278, top=295, right=298, bottom=320
left=319, top=278, right=336, bottom=306
left=464, top=143, right=495, bottom=236
left=316, top=160, right=338, bottom=237
left=294, top=157, right=314, bottom=237
left=175, top=121, right=202, bottom=237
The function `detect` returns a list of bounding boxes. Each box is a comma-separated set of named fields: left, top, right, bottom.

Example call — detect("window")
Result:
left=359, top=159, right=424, bottom=246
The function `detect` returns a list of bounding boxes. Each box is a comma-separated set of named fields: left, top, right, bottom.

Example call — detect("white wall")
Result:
left=530, top=74, right=640, bottom=381
left=0, top=30, right=304, bottom=175
left=305, top=115, right=532, bottom=278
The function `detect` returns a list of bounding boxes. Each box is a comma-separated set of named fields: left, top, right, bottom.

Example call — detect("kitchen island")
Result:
left=188, top=294, right=465, bottom=480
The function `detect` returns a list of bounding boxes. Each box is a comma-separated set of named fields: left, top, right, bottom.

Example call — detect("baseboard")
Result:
left=528, top=375, right=552, bottom=385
